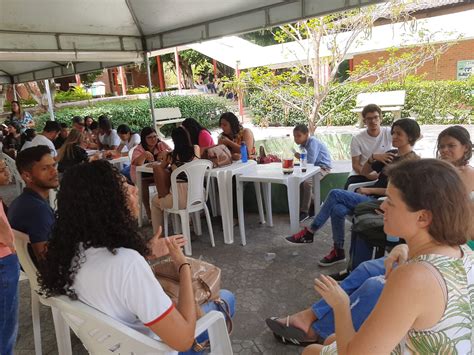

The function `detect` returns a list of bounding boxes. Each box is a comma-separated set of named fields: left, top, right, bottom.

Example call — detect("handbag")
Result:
left=153, top=257, right=232, bottom=352
left=202, top=144, right=232, bottom=168
left=258, top=145, right=281, bottom=164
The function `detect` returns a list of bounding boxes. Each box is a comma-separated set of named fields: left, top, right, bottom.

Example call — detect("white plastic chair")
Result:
left=163, top=159, right=215, bottom=256
left=347, top=179, right=378, bottom=193
left=48, top=295, right=232, bottom=355
left=13, top=230, right=72, bottom=355
left=2, top=152, right=25, bottom=197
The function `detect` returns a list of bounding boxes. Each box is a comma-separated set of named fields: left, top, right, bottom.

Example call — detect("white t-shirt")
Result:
left=73, top=247, right=177, bottom=354
left=99, top=129, right=121, bottom=148
left=349, top=126, right=392, bottom=176
left=121, top=133, right=141, bottom=152
left=23, top=134, right=57, bottom=157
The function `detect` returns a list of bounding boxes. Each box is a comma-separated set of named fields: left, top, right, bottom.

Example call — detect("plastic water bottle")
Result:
left=240, top=142, right=248, bottom=163
left=300, top=147, right=307, bottom=172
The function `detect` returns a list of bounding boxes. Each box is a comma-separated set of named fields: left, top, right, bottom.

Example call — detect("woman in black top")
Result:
left=57, top=129, right=90, bottom=173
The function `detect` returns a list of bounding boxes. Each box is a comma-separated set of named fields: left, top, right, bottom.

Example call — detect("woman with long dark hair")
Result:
left=131, top=127, right=170, bottom=220
left=218, top=112, right=255, bottom=160
left=38, top=161, right=198, bottom=352
left=181, top=118, right=214, bottom=150
left=151, top=126, right=199, bottom=234
left=8, top=100, right=34, bottom=134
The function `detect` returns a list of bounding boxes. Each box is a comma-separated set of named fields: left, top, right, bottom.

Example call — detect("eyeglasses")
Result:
left=146, top=135, right=158, bottom=139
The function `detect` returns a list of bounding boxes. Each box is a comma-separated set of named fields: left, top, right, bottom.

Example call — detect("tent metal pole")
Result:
left=145, top=54, right=156, bottom=128
left=44, top=79, right=55, bottom=121
left=12, top=84, right=18, bottom=100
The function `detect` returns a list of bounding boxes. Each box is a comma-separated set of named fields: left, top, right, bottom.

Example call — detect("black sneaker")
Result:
left=329, top=269, right=350, bottom=281
left=285, top=228, right=314, bottom=244
left=318, top=247, right=346, bottom=266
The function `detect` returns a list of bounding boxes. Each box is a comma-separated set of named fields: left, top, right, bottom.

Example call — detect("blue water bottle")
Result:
left=240, top=142, right=248, bottom=163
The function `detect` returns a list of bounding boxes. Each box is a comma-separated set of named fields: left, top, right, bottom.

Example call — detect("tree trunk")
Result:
left=179, top=60, right=195, bottom=89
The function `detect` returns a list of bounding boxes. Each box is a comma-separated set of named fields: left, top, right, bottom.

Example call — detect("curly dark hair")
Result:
left=38, top=160, right=149, bottom=298
left=219, top=112, right=242, bottom=139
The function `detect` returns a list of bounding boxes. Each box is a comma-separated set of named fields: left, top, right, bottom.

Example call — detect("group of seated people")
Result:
left=0, top=102, right=472, bottom=355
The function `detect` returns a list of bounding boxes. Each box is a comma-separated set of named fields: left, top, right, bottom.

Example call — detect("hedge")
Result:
left=248, top=78, right=473, bottom=126
left=35, top=95, right=231, bottom=135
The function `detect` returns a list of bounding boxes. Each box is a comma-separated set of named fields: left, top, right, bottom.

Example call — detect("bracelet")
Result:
left=178, top=262, right=191, bottom=274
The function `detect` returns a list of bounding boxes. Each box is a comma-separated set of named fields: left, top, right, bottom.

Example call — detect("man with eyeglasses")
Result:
left=344, top=104, right=393, bottom=189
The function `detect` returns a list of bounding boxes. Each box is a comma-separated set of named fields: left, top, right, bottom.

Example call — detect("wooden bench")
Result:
left=351, top=90, right=406, bottom=128
left=153, top=107, right=184, bottom=138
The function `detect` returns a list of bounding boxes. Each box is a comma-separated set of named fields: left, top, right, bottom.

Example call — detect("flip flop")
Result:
left=265, top=316, right=320, bottom=346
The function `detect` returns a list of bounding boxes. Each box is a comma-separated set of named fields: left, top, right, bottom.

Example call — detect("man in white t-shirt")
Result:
left=22, top=120, right=61, bottom=158
left=98, top=116, right=121, bottom=150
left=345, top=104, right=393, bottom=189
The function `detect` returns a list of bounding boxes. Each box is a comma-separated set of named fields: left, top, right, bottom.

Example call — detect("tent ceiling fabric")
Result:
left=0, top=0, right=382, bottom=84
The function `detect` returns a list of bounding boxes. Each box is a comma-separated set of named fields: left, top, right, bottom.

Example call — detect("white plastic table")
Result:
left=236, top=163, right=321, bottom=245
left=136, top=160, right=258, bottom=244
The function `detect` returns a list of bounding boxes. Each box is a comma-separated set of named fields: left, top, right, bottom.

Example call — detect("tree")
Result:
left=238, top=0, right=456, bottom=132
left=23, top=80, right=57, bottom=111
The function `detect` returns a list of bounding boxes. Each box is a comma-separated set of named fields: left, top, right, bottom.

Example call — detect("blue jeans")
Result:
left=121, top=164, right=132, bottom=183
left=310, top=189, right=372, bottom=248
left=180, top=289, right=235, bottom=355
left=0, top=254, right=20, bottom=355
left=311, top=258, right=385, bottom=339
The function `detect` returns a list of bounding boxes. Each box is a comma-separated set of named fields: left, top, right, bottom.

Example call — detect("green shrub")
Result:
left=55, top=86, right=92, bottom=103
left=3, top=97, right=37, bottom=110
left=35, top=95, right=231, bottom=135
left=248, top=78, right=473, bottom=126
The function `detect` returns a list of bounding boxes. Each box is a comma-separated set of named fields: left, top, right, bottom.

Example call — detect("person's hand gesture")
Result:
left=218, top=136, right=231, bottom=146
left=165, top=236, right=188, bottom=271
left=148, top=227, right=187, bottom=259
left=144, top=151, right=155, bottom=162
left=384, top=244, right=409, bottom=279
left=314, top=275, right=350, bottom=310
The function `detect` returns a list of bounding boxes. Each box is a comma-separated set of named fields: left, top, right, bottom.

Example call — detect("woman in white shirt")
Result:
left=38, top=160, right=197, bottom=352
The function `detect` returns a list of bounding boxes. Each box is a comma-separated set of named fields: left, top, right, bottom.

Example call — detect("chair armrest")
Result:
left=347, top=180, right=378, bottom=193
left=195, top=310, right=232, bottom=354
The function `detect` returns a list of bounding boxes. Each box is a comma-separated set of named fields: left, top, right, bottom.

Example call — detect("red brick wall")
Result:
left=351, top=38, right=474, bottom=81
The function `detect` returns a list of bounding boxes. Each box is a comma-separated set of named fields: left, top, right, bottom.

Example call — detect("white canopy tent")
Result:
left=0, top=0, right=384, bottom=84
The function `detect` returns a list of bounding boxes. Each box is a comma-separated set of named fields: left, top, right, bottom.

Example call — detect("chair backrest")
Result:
left=170, top=159, right=213, bottom=211
left=355, top=90, right=406, bottom=108
left=153, top=107, right=182, bottom=122
left=48, top=295, right=174, bottom=354
left=13, top=230, right=41, bottom=292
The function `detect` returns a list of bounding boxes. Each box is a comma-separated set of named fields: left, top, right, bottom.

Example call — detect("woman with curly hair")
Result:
left=218, top=112, right=255, bottom=160
left=38, top=160, right=197, bottom=352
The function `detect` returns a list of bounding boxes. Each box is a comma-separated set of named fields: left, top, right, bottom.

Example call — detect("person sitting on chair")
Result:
left=131, top=127, right=171, bottom=222
left=150, top=126, right=199, bottom=235
left=8, top=146, right=58, bottom=261
left=344, top=104, right=393, bottom=190
left=286, top=119, right=420, bottom=268
left=38, top=160, right=234, bottom=354
left=218, top=112, right=255, bottom=160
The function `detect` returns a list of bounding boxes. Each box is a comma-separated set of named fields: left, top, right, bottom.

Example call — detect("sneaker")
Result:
left=285, top=228, right=314, bottom=244
left=329, top=269, right=350, bottom=281
left=318, top=247, right=346, bottom=266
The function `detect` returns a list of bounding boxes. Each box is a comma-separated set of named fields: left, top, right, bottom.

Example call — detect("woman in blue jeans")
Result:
left=266, top=245, right=406, bottom=345
left=0, top=158, right=19, bottom=355
left=286, top=119, right=420, bottom=267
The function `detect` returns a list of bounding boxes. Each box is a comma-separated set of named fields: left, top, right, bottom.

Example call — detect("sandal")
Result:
left=265, top=316, right=321, bottom=346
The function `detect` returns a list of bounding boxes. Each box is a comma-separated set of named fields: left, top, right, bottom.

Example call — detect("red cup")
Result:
left=282, top=158, right=294, bottom=174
